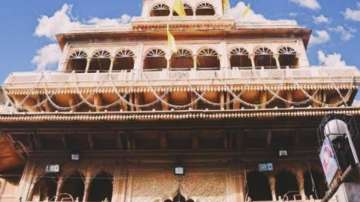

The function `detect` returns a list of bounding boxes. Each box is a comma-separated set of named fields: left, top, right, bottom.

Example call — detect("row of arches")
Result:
left=247, top=169, right=327, bottom=201
left=30, top=171, right=113, bottom=202
left=66, top=46, right=299, bottom=73
left=29, top=169, right=326, bottom=202
left=150, top=2, right=216, bottom=17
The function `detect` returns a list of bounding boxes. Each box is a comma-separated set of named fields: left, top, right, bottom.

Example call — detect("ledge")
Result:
left=0, top=107, right=359, bottom=123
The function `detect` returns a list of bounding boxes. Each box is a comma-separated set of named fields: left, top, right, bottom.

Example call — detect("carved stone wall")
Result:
left=128, top=168, right=228, bottom=202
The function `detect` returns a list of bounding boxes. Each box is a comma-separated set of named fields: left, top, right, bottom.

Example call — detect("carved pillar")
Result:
left=296, top=169, right=306, bottom=200
left=55, top=177, right=64, bottom=201
left=275, top=54, right=281, bottom=69
left=18, top=162, right=37, bottom=200
left=112, top=168, right=128, bottom=202
left=109, top=57, right=115, bottom=73
left=94, top=94, right=103, bottom=112
left=250, top=54, right=255, bottom=69
left=85, top=58, right=91, bottom=73
left=82, top=175, right=92, bottom=202
left=220, top=92, right=225, bottom=110
left=268, top=174, right=277, bottom=201
left=193, top=55, right=197, bottom=70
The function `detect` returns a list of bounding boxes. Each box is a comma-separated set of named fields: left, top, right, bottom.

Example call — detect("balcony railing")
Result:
left=4, top=66, right=360, bottom=90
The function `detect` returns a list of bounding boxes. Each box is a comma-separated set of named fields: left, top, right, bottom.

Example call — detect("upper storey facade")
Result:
left=2, top=0, right=360, bottom=117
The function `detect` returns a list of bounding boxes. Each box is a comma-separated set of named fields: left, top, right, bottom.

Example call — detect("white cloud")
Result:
left=32, top=43, right=62, bottom=71
left=344, top=8, right=360, bottom=22
left=226, top=2, right=297, bottom=24
left=317, top=50, right=347, bottom=67
left=313, top=15, right=329, bottom=24
left=87, top=14, right=132, bottom=27
left=353, top=100, right=360, bottom=107
left=309, top=30, right=331, bottom=46
left=34, top=4, right=82, bottom=40
left=290, top=0, right=321, bottom=10
left=33, top=4, right=132, bottom=71
left=329, top=26, right=356, bottom=41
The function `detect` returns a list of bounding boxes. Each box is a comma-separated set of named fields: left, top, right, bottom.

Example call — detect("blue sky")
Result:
left=0, top=0, right=359, bottom=83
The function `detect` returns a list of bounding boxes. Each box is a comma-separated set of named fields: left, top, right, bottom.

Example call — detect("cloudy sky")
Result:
left=0, top=0, right=359, bottom=83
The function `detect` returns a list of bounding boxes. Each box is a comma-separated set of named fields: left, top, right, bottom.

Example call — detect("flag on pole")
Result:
left=242, top=4, right=252, bottom=17
left=173, top=0, right=186, bottom=17
left=167, top=25, right=177, bottom=53
left=222, top=0, right=230, bottom=12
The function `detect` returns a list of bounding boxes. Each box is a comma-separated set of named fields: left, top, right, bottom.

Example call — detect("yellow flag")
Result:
left=167, top=25, right=177, bottom=53
left=242, top=4, right=252, bottom=17
left=173, top=0, right=186, bottom=17
left=222, top=0, right=230, bottom=11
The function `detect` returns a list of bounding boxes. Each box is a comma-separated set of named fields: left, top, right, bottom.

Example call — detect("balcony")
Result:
left=4, top=67, right=360, bottom=91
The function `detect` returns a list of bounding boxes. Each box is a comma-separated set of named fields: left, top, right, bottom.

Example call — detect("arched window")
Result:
left=230, top=48, right=252, bottom=69
left=29, top=175, right=57, bottom=201
left=246, top=171, right=272, bottom=201
left=278, top=46, right=299, bottom=68
left=275, top=170, right=300, bottom=200
left=113, top=49, right=135, bottom=72
left=150, top=4, right=170, bottom=16
left=88, top=172, right=113, bottom=202
left=144, top=49, right=167, bottom=71
left=304, top=169, right=327, bottom=199
left=170, top=49, right=193, bottom=70
left=67, top=50, right=87, bottom=73
left=196, top=2, right=216, bottom=16
left=254, top=47, right=277, bottom=69
left=197, top=48, right=220, bottom=70
left=59, top=172, right=85, bottom=201
left=89, top=50, right=111, bottom=73
left=173, top=4, right=194, bottom=16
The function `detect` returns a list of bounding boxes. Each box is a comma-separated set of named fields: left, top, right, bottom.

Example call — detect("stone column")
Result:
left=55, top=177, right=64, bottom=201
left=275, top=54, right=281, bottom=69
left=296, top=169, right=306, bottom=200
left=250, top=54, right=255, bottom=69
left=82, top=174, right=92, bottom=202
left=109, top=57, right=115, bottom=73
left=112, top=167, right=128, bottom=202
left=268, top=174, right=277, bottom=201
left=85, top=58, right=91, bottom=73
left=193, top=55, right=197, bottom=70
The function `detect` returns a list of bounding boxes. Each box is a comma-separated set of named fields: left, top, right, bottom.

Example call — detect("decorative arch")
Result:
left=150, top=3, right=171, bottom=16
left=88, top=171, right=113, bottom=202
left=144, top=48, right=167, bottom=70
left=164, top=192, right=194, bottom=202
left=89, top=50, right=112, bottom=73
left=275, top=170, right=300, bottom=200
left=28, top=174, right=57, bottom=202
left=196, top=2, right=216, bottom=16
left=197, top=48, right=220, bottom=70
left=246, top=171, right=272, bottom=201
left=173, top=4, right=194, bottom=16
left=67, top=50, right=88, bottom=73
left=278, top=46, right=299, bottom=68
left=59, top=171, right=85, bottom=201
left=113, top=49, right=135, bottom=71
left=230, top=47, right=252, bottom=69
left=170, top=49, right=194, bottom=70
left=254, top=47, right=277, bottom=69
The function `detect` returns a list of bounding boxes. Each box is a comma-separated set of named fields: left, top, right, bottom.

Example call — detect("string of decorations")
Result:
left=2, top=69, right=355, bottom=112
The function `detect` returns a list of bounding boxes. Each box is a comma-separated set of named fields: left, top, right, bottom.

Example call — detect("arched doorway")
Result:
left=197, top=48, right=220, bottom=70
left=230, top=48, right=252, bottom=69
left=275, top=170, right=300, bottom=200
left=66, top=50, right=88, bottom=73
left=246, top=171, right=272, bottom=201
left=144, top=49, right=167, bottom=71
left=278, top=46, right=299, bottom=68
left=150, top=4, right=171, bottom=16
left=59, top=172, right=85, bottom=201
left=170, top=49, right=193, bottom=70
left=88, top=172, right=113, bottom=202
left=164, top=192, right=194, bottom=202
left=196, top=2, right=216, bottom=16
left=89, top=50, right=112, bottom=73
left=113, top=49, right=135, bottom=72
left=29, top=174, right=57, bottom=201
left=254, top=47, right=277, bottom=69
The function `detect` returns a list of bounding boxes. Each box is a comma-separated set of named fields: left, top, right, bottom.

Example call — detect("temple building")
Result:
left=1, top=0, right=360, bottom=201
